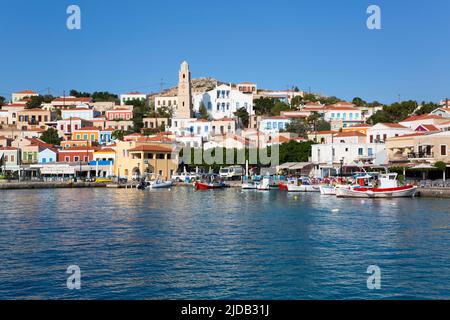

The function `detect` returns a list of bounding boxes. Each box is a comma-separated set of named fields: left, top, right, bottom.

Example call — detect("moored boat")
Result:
left=150, top=179, right=173, bottom=189
left=286, top=177, right=320, bottom=192
left=194, top=174, right=227, bottom=190
left=336, top=173, right=417, bottom=198
left=319, top=185, right=337, bottom=195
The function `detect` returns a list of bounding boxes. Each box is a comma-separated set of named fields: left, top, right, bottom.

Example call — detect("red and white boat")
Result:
left=336, top=173, right=417, bottom=198
left=194, top=174, right=227, bottom=190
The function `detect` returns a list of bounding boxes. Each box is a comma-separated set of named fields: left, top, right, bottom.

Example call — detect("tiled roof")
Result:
left=334, top=131, right=366, bottom=137
left=379, top=123, right=408, bottom=129
left=128, top=145, right=173, bottom=152
left=402, top=114, right=444, bottom=122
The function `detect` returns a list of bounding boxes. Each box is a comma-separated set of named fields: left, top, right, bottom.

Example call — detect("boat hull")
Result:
left=195, top=182, right=226, bottom=190
left=319, top=185, right=336, bottom=195
left=150, top=181, right=173, bottom=189
left=286, top=184, right=320, bottom=192
left=336, top=185, right=417, bottom=198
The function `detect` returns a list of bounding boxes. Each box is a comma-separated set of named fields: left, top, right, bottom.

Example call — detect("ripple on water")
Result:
left=0, top=188, right=450, bottom=299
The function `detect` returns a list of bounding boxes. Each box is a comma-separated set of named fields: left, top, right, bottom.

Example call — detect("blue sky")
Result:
left=0, top=0, right=449, bottom=104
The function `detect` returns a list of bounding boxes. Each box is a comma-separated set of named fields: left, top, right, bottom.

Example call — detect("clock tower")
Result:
left=176, top=61, right=192, bottom=119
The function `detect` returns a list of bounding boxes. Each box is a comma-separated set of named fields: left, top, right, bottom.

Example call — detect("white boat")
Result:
left=149, top=179, right=173, bottom=189
left=319, top=185, right=337, bottom=195
left=242, top=181, right=259, bottom=190
left=336, top=173, right=417, bottom=198
left=286, top=178, right=320, bottom=192
left=257, top=176, right=274, bottom=191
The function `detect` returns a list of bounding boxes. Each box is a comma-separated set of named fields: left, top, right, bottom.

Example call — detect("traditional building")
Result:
left=176, top=61, right=192, bottom=119
left=114, top=140, right=178, bottom=181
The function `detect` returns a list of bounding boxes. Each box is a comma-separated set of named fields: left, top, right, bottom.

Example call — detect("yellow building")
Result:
left=114, top=140, right=178, bottom=181
left=71, top=126, right=100, bottom=142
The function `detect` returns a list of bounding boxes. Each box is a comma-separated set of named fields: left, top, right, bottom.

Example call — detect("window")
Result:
left=441, top=145, right=447, bottom=156
left=74, top=156, right=79, bottom=162
left=383, top=134, right=387, bottom=141
left=358, top=148, right=363, bottom=156
left=368, top=148, right=373, bottom=156
left=370, top=135, right=373, bottom=143
left=65, top=156, right=70, bottom=162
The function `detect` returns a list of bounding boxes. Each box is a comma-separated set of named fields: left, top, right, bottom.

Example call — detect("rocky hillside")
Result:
left=148, top=77, right=230, bottom=99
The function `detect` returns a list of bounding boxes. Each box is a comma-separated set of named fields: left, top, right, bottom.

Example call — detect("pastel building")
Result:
left=58, top=147, right=98, bottom=163
left=38, top=148, right=58, bottom=164
left=193, top=84, right=254, bottom=120
left=105, top=108, right=133, bottom=121
left=0, top=147, right=20, bottom=172
left=11, top=90, right=39, bottom=103
left=260, top=116, right=292, bottom=134
left=366, top=123, right=413, bottom=143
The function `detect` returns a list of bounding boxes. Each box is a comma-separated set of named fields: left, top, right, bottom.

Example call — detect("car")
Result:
left=171, top=172, right=199, bottom=183
left=219, top=166, right=244, bottom=180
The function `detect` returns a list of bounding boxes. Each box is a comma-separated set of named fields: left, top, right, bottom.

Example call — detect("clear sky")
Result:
left=1, top=0, right=449, bottom=104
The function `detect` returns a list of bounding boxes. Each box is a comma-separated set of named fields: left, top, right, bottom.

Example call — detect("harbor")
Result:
left=1, top=187, right=450, bottom=299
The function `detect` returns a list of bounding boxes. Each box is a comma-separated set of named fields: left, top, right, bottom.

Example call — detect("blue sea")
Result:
left=0, top=187, right=450, bottom=299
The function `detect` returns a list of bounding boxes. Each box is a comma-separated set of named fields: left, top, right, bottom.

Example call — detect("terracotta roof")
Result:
left=15, top=90, right=37, bottom=94
left=53, top=97, right=92, bottom=102
left=379, top=123, right=408, bottom=129
left=0, top=147, right=18, bottom=151
left=309, top=130, right=338, bottom=135
left=107, top=108, right=133, bottom=112
left=349, top=123, right=372, bottom=128
left=128, top=145, right=173, bottom=152
left=60, top=146, right=99, bottom=151
left=416, top=124, right=440, bottom=132
left=402, top=114, right=444, bottom=122
left=391, top=132, right=427, bottom=139
left=334, top=131, right=366, bottom=137
left=96, top=148, right=115, bottom=153
left=72, top=126, right=101, bottom=131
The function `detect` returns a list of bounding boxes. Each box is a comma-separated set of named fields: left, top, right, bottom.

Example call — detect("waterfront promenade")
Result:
left=1, top=180, right=450, bottom=197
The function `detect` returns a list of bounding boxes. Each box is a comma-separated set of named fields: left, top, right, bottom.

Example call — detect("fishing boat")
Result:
left=194, top=174, right=227, bottom=190
left=241, top=179, right=259, bottom=190
left=286, top=177, right=320, bottom=192
left=257, top=176, right=278, bottom=191
left=336, top=173, right=417, bottom=198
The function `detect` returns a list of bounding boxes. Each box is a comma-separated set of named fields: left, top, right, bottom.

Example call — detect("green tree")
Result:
left=302, top=93, right=318, bottom=103
left=253, top=97, right=275, bottom=115
left=284, top=119, right=309, bottom=138
left=157, top=106, right=173, bottom=118
left=234, top=107, right=249, bottom=127
left=198, top=102, right=209, bottom=119
left=352, top=97, right=367, bottom=106
left=415, top=101, right=440, bottom=115
left=70, top=90, right=91, bottom=98
left=291, top=95, right=304, bottom=109
left=279, top=141, right=314, bottom=163
left=316, top=119, right=331, bottom=131
left=0, top=96, right=5, bottom=106
left=40, top=128, right=61, bottom=146
left=92, top=91, right=119, bottom=103
left=25, top=96, right=44, bottom=109
left=368, top=100, right=419, bottom=125
left=126, top=98, right=148, bottom=132
left=434, top=161, right=447, bottom=181
left=112, top=130, right=126, bottom=141
left=271, top=101, right=290, bottom=116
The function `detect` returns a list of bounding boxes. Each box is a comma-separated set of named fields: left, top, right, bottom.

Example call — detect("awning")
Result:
left=289, top=162, right=313, bottom=170
left=40, top=166, right=76, bottom=175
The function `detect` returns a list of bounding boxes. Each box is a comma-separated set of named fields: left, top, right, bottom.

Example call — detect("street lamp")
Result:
left=340, top=157, right=344, bottom=177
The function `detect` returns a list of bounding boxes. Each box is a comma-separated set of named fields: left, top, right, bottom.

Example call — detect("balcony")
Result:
left=408, top=152, right=434, bottom=160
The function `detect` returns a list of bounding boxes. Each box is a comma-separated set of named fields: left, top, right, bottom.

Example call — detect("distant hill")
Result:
left=148, top=77, right=229, bottom=99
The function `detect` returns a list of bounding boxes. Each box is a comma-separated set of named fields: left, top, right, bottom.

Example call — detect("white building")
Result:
left=61, top=104, right=96, bottom=121
left=366, top=123, right=413, bottom=144
left=193, top=84, right=254, bottom=120
left=120, top=92, right=147, bottom=106
left=259, top=116, right=292, bottom=134
left=155, top=96, right=178, bottom=111
left=11, top=90, right=38, bottom=103
left=399, top=114, right=448, bottom=129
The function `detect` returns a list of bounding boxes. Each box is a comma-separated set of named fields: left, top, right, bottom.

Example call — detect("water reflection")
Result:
left=0, top=188, right=449, bottom=299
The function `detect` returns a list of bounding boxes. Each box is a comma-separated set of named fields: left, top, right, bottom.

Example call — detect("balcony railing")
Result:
left=408, top=152, right=434, bottom=159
